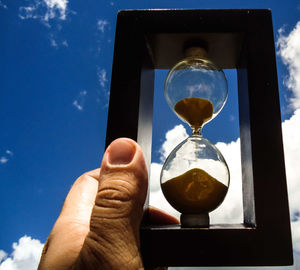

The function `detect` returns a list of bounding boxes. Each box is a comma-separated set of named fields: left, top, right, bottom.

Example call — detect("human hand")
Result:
left=38, top=138, right=178, bottom=270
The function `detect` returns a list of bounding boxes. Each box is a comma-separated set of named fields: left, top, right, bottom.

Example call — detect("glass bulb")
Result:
left=164, top=55, right=228, bottom=131
left=161, top=135, right=229, bottom=214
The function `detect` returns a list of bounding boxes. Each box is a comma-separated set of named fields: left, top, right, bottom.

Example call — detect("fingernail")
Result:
left=108, top=139, right=136, bottom=165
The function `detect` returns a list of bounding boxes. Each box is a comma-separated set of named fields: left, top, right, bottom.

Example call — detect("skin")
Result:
left=38, top=138, right=178, bottom=270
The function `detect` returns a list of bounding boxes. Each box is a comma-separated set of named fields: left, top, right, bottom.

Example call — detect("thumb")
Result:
left=74, top=138, right=148, bottom=270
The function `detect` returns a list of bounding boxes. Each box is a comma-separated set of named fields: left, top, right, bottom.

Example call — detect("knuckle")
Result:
left=97, top=185, right=132, bottom=203
left=92, top=176, right=137, bottom=218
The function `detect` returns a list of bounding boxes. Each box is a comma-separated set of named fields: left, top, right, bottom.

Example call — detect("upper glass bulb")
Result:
left=164, top=51, right=228, bottom=132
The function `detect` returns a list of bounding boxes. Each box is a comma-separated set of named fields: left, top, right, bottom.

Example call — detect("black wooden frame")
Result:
left=105, top=9, right=293, bottom=267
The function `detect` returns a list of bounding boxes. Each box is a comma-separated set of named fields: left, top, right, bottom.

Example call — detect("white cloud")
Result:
left=97, top=67, right=108, bottom=88
left=277, top=21, right=300, bottom=261
left=96, top=67, right=110, bottom=107
left=72, top=100, right=83, bottom=111
left=72, top=90, right=87, bottom=111
left=97, top=19, right=109, bottom=33
left=0, top=0, right=7, bottom=9
left=282, top=109, right=300, bottom=221
left=0, top=157, right=8, bottom=164
left=282, top=109, right=300, bottom=260
left=5, top=150, right=13, bottom=156
left=50, top=37, right=58, bottom=47
left=150, top=126, right=185, bottom=220
left=19, top=6, right=38, bottom=20
left=18, top=1, right=71, bottom=49
left=0, top=251, right=7, bottom=263
left=19, top=0, right=69, bottom=22
left=291, top=219, right=300, bottom=253
left=149, top=162, right=163, bottom=193
left=0, top=236, right=43, bottom=270
left=212, top=138, right=243, bottom=224
left=49, top=35, right=68, bottom=48
left=62, top=40, right=68, bottom=47
left=95, top=19, right=111, bottom=52
left=159, top=124, right=188, bottom=162
left=44, top=0, right=68, bottom=20
left=0, top=149, right=13, bottom=164
left=277, top=22, right=300, bottom=110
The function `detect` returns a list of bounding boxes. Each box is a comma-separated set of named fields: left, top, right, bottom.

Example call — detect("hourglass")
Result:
left=160, top=44, right=230, bottom=227
left=107, top=9, right=293, bottom=267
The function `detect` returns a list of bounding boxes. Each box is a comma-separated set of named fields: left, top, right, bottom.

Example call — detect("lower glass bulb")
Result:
left=160, top=134, right=230, bottom=227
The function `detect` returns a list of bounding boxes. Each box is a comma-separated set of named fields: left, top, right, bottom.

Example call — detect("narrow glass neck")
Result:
left=192, top=127, right=202, bottom=136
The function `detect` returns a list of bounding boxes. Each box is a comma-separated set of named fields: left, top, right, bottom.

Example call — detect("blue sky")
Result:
left=1, top=0, right=300, bottom=269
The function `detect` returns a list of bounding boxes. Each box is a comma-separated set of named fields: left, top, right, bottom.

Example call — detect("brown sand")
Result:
left=162, top=168, right=228, bottom=213
left=174, top=97, right=213, bottom=131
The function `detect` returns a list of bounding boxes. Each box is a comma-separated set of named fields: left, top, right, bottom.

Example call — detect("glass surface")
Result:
left=161, top=135, right=229, bottom=214
left=160, top=135, right=230, bottom=214
left=164, top=56, right=228, bottom=126
left=161, top=135, right=229, bottom=186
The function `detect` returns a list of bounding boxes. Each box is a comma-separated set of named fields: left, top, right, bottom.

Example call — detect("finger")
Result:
left=146, top=206, right=180, bottom=225
left=74, top=138, right=148, bottom=270
left=38, top=169, right=99, bottom=270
